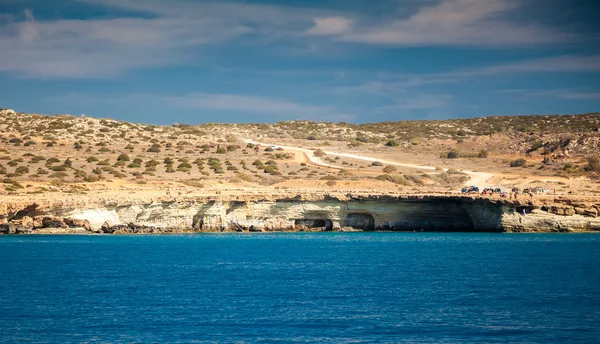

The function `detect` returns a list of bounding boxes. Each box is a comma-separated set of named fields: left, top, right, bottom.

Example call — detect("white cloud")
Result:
left=375, top=94, right=453, bottom=112
left=51, top=92, right=355, bottom=122
left=338, top=54, right=600, bottom=95
left=499, top=89, right=600, bottom=100
left=165, top=93, right=354, bottom=121
left=0, top=0, right=586, bottom=79
left=315, top=0, right=569, bottom=46
left=0, top=1, right=328, bottom=78
left=307, top=17, right=352, bottom=35
left=0, top=10, right=252, bottom=78
left=468, top=54, right=600, bottom=75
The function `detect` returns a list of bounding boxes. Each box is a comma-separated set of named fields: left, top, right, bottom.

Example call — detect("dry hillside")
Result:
left=0, top=108, right=598, bottom=196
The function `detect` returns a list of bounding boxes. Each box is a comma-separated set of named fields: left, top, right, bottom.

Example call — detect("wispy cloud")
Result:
left=51, top=92, right=355, bottom=122
left=499, top=89, right=600, bottom=100
left=306, top=16, right=353, bottom=35
left=164, top=93, right=354, bottom=121
left=0, top=0, right=592, bottom=79
left=334, top=54, right=600, bottom=96
left=374, top=94, right=453, bottom=112
left=0, top=12, right=251, bottom=77
left=0, top=0, right=329, bottom=78
left=307, top=0, right=570, bottom=46
left=459, top=54, right=600, bottom=76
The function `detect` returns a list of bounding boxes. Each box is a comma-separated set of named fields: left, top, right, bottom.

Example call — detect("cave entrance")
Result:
left=344, top=213, right=375, bottom=231
left=294, top=219, right=333, bottom=230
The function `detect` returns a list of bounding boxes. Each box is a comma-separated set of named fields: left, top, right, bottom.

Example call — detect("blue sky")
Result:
left=1, top=0, right=599, bottom=124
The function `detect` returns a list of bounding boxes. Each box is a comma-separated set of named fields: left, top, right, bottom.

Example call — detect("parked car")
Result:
left=466, top=186, right=479, bottom=193
left=531, top=187, right=550, bottom=194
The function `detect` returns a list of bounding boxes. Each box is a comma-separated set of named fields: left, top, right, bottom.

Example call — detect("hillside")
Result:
left=0, top=108, right=598, bottom=196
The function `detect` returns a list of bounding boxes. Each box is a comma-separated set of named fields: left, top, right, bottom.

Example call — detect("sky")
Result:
left=0, top=0, right=599, bottom=124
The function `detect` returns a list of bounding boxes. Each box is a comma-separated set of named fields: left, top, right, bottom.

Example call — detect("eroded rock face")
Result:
left=63, top=218, right=92, bottom=231
left=1, top=195, right=600, bottom=234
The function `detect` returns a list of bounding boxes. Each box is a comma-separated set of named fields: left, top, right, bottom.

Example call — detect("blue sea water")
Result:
left=0, top=233, right=599, bottom=343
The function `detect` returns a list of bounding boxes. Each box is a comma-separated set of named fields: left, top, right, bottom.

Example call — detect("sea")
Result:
left=1, top=233, right=599, bottom=343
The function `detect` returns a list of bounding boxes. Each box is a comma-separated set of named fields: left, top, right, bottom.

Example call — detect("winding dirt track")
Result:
left=244, top=139, right=493, bottom=187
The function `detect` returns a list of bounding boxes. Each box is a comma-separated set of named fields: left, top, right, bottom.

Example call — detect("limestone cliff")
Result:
left=1, top=194, right=599, bottom=234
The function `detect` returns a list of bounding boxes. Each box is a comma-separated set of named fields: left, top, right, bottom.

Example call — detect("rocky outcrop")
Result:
left=1, top=194, right=599, bottom=234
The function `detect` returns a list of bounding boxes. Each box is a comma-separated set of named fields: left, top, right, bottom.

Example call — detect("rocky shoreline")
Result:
left=1, top=193, right=599, bottom=234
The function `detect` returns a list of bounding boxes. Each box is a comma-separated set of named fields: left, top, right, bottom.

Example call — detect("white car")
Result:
left=268, top=145, right=278, bottom=149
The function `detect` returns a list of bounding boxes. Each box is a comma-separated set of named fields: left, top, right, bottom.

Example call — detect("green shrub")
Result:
left=584, top=156, right=600, bottom=173
left=382, top=165, right=397, bottom=173
left=117, top=153, right=130, bottom=161
left=15, top=166, right=29, bottom=175
left=447, top=150, right=460, bottom=159
left=375, top=174, right=411, bottom=186
left=510, top=158, right=527, bottom=167
left=147, top=143, right=161, bottom=153
left=385, top=139, right=399, bottom=147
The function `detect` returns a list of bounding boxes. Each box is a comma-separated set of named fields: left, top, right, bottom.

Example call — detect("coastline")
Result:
left=2, top=192, right=599, bottom=234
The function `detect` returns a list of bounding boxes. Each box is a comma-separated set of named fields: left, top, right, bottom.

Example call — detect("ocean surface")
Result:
left=1, top=233, right=599, bottom=343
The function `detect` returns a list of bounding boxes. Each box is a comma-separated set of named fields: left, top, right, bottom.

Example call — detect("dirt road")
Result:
left=244, top=139, right=493, bottom=187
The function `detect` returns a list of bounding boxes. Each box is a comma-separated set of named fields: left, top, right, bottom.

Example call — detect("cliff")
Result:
left=1, top=194, right=599, bottom=234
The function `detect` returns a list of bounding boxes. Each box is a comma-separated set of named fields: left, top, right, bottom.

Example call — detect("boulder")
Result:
left=42, top=216, right=68, bottom=228
left=33, top=216, right=44, bottom=229
left=22, top=216, right=34, bottom=229
left=100, top=221, right=116, bottom=233
left=63, top=218, right=92, bottom=231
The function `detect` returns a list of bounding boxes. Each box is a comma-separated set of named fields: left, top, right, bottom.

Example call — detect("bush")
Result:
left=117, top=153, right=130, bottom=161
left=510, top=158, right=527, bottom=167
left=371, top=161, right=383, bottom=167
left=375, top=174, right=411, bottom=186
left=385, top=139, right=399, bottom=147
left=15, top=166, right=29, bottom=175
left=447, top=150, right=460, bottom=159
left=147, top=143, right=161, bottom=153
left=177, top=162, right=192, bottom=170
left=314, top=149, right=325, bottom=157
left=478, top=150, right=488, bottom=158
left=50, top=165, right=67, bottom=171
left=382, top=165, right=397, bottom=173
left=584, top=156, right=600, bottom=173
